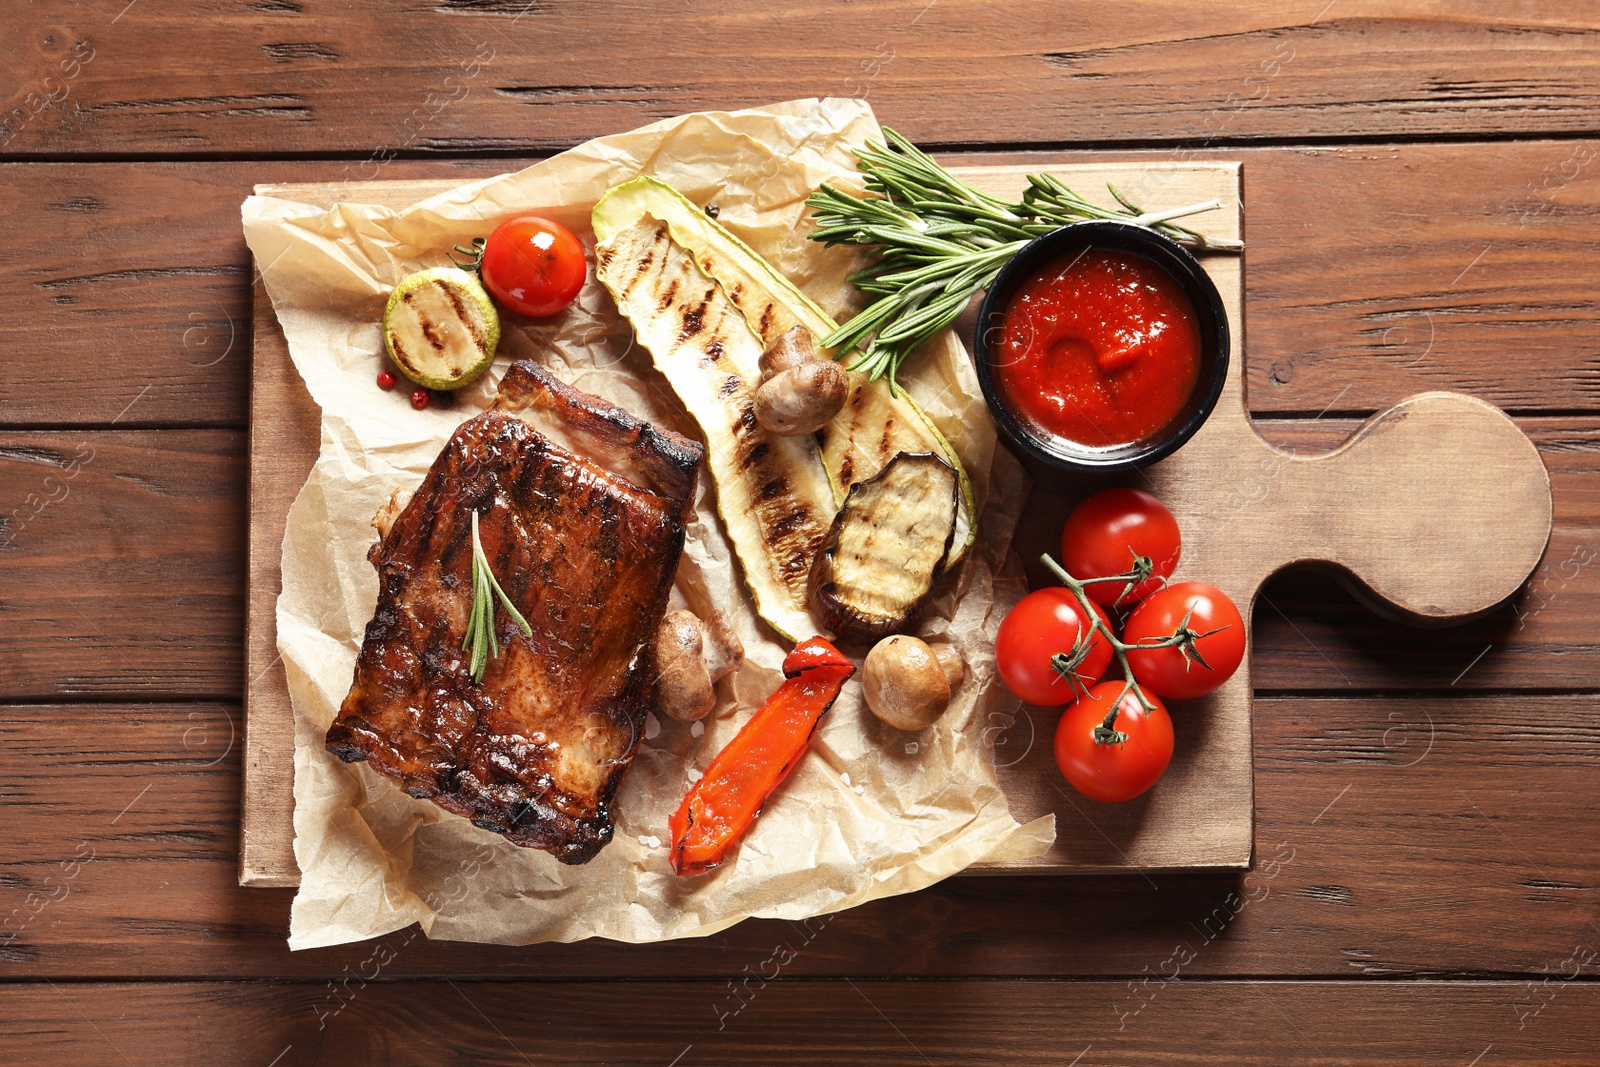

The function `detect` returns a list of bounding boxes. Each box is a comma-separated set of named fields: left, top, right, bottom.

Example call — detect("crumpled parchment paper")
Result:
left=242, top=98, right=1054, bottom=950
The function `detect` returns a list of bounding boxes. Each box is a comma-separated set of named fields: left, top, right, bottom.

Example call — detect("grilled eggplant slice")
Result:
left=807, top=451, right=959, bottom=646
left=591, top=176, right=975, bottom=565
left=595, top=216, right=835, bottom=642
left=382, top=267, right=500, bottom=390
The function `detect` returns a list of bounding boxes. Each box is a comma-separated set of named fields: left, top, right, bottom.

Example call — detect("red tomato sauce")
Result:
left=995, top=247, right=1201, bottom=448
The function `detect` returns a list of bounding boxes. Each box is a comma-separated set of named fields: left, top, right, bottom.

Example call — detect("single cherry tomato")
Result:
left=1054, top=681, right=1174, bottom=802
left=1123, top=581, right=1245, bottom=700
left=1062, top=487, right=1181, bottom=607
left=479, top=215, right=586, bottom=318
left=995, top=588, right=1113, bottom=706
left=410, top=388, right=430, bottom=410
left=376, top=369, right=397, bottom=390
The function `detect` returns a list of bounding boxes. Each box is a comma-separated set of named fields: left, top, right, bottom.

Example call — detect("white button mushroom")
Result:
left=650, top=609, right=745, bottom=722
left=862, top=636, right=964, bottom=731
left=753, top=326, right=848, bottom=437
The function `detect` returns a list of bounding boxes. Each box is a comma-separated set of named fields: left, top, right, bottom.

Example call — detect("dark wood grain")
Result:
left=6, top=3, right=1600, bottom=157
left=4, top=4, right=1599, bottom=1054
left=0, top=430, right=244, bottom=700
left=1238, top=140, right=1600, bottom=417
left=3, top=978, right=1594, bottom=1064
left=6, top=140, right=1600, bottom=429
left=7, top=693, right=1597, bottom=978
left=0, top=160, right=507, bottom=429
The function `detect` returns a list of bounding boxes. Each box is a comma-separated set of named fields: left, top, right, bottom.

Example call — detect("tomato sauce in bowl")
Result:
left=974, top=221, right=1230, bottom=474
left=995, top=248, right=1201, bottom=448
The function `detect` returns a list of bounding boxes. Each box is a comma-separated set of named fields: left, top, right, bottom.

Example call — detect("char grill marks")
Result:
left=601, top=220, right=832, bottom=604
left=326, top=362, right=701, bottom=865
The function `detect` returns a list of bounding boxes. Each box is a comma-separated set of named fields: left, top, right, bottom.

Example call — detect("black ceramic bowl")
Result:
left=973, top=220, right=1230, bottom=473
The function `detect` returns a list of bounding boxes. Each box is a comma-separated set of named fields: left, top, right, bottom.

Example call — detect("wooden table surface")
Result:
left=4, top=2, right=1599, bottom=1063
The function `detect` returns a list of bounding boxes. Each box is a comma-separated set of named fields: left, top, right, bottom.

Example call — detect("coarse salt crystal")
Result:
left=690, top=720, right=705, bottom=738
left=644, top=713, right=661, bottom=740
left=686, top=768, right=703, bottom=782
left=854, top=784, right=865, bottom=795
left=840, top=772, right=852, bottom=786
left=904, top=741, right=920, bottom=755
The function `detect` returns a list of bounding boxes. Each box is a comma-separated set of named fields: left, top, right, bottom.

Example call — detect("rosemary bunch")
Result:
left=806, top=128, right=1242, bottom=387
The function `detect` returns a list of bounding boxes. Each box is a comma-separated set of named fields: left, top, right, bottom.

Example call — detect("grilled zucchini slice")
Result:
left=591, top=177, right=975, bottom=566
left=807, top=452, right=959, bottom=646
left=382, top=267, right=500, bottom=391
left=595, top=216, right=835, bottom=642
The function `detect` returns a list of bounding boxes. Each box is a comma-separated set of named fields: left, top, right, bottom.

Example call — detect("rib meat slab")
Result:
left=326, top=361, right=702, bottom=864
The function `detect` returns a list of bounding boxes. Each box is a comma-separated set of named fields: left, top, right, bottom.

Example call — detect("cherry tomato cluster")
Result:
left=995, top=488, right=1245, bottom=804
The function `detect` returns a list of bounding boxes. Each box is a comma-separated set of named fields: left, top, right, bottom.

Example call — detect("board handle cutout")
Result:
left=1278, top=391, right=1551, bottom=625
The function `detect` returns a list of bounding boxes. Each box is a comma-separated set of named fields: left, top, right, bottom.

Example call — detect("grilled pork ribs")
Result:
left=326, top=361, right=702, bottom=864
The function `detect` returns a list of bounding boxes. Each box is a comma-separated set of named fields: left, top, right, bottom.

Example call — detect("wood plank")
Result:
left=1, top=417, right=1587, bottom=707
left=7, top=141, right=1600, bottom=429
left=6, top=4, right=1600, bottom=157
left=2, top=978, right=1594, bottom=1064
left=1235, top=140, right=1600, bottom=416
left=0, top=430, right=244, bottom=700
left=7, top=694, right=1600, bottom=978
left=0, top=160, right=508, bottom=428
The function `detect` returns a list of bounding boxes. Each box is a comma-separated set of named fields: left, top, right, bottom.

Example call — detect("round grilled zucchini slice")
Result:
left=807, top=451, right=960, bottom=646
left=382, top=267, right=501, bottom=391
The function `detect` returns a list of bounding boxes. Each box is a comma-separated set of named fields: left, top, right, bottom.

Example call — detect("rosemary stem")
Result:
left=1132, top=198, right=1222, bottom=226
left=463, top=509, right=532, bottom=684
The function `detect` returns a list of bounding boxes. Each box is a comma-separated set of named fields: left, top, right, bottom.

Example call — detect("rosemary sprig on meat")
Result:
left=805, top=128, right=1242, bottom=387
left=463, top=509, right=532, bottom=683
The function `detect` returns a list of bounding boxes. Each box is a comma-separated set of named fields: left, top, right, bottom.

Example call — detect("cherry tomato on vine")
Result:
left=479, top=215, right=587, bottom=317
left=1061, top=487, right=1181, bottom=608
left=1054, top=681, right=1174, bottom=803
left=995, top=588, right=1113, bottom=706
left=1123, top=581, right=1245, bottom=700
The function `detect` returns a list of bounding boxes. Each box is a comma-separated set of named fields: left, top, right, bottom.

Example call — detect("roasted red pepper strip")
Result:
left=668, top=637, right=855, bottom=876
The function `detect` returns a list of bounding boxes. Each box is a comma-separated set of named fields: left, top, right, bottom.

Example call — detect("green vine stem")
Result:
left=1039, top=553, right=1225, bottom=746
left=450, top=237, right=487, bottom=272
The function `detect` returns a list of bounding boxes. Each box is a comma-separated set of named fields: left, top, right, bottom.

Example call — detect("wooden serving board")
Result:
left=241, top=163, right=1552, bottom=887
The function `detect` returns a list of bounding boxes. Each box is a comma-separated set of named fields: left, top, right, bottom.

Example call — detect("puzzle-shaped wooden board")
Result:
left=241, top=163, right=1552, bottom=885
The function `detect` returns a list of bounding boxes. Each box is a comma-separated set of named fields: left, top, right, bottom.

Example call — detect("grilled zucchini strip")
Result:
left=591, top=177, right=975, bottom=566
left=595, top=217, right=834, bottom=642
